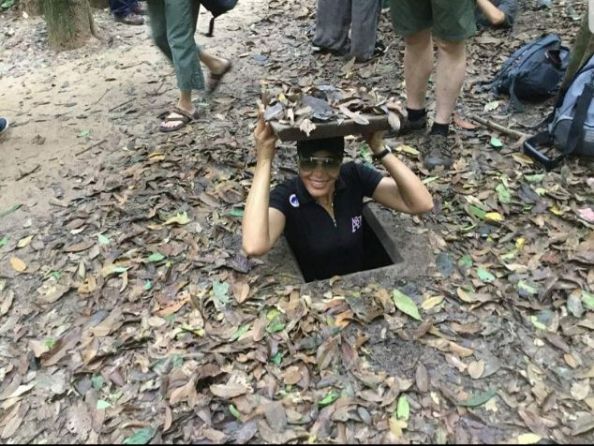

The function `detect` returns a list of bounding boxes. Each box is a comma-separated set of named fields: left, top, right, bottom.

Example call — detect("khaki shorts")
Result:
left=390, top=0, right=476, bottom=41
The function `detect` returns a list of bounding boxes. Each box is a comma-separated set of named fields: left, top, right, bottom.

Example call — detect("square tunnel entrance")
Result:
left=261, top=202, right=434, bottom=287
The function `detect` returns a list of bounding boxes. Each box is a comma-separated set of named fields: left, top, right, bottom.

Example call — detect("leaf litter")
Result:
left=0, top=0, right=592, bottom=444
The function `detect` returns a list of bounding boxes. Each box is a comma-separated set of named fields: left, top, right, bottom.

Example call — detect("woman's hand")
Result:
left=363, top=130, right=386, bottom=154
left=254, top=105, right=278, bottom=162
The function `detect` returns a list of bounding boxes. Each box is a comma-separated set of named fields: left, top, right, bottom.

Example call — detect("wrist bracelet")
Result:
left=373, top=145, right=392, bottom=161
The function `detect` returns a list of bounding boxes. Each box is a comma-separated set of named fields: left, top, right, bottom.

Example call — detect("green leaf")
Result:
left=229, top=404, right=242, bottom=420
left=266, top=308, right=281, bottom=321
left=490, top=136, right=503, bottom=148
left=91, top=375, right=104, bottom=391
left=50, top=271, right=63, bottom=281
left=212, top=281, right=230, bottom=310
left=147, top=252, right=165, bottom=263
left=271, top=351, right=283, bottom=365
left=496, top=183, right=511, bottom=204
left=524, top=173, right=545, bottom=183
left=96, top=400, right=111, bottom=410
left=231, top=323, right=251, bottom=342
left=318, top=389, right=341, bottom=407
left=171, top=354, right=184, bottom=369
left=458, top=254, right=473, bottom=270
left=0, top=236, right=7, bottom=248
left=457, top=388, right=497, bottom=407
left=359, top=144, right=373, bottom=164
left=44, top=338, right=57, bottom=349
left=1, top=0, right=16, bottom=11
left=518, top=280, right=538, bottom=296
left=144, top=280, right=153, bottom=291
left=582, top=291, right=594, bottom=311
left=123, top=427, right=156, bottom=445
left=392, top=289, right=422, bottom=321
left=467, top=204, right=487, bottom=220
left=477, top=267, right=496, bottom=283
left=97, top=234, right=111, bottom=245
left=267, top=318, right=286, bottom=333
left=396, top=395, right=410, bottom=420
left=530, top=315, right=547, bottom=331
left=78, top=129, right=91, bottom=138
left=224, top=208, right=244, bottom=218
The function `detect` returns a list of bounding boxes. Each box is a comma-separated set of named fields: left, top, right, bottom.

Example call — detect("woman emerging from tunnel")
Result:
left=242, top=109, right=434, bottom=282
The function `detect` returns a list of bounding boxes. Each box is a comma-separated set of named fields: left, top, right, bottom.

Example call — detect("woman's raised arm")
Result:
left=365, top=132, right=434, bottom=215
left=242, top=109, right=286, bottom=256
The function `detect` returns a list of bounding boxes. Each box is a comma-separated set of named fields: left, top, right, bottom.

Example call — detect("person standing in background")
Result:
left=147, top=0, right=233, bottom=132
left=313, top=0, right=384, bottom=63
left=110, top=0, right=145, bottom=26
left=389, top=0, right=476, bottom=170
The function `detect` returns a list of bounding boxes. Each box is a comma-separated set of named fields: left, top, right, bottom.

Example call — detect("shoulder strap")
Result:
left=509, top=77, right=525, bottom=112
left=523, top=131, right=563, bottom=170
left=207, top=17, right=215, bottom=37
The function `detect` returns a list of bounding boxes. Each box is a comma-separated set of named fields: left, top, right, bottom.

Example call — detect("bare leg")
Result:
left=403, top=29, right=433, bottom=110
left=178, top=90, right=193, bottom=112
left=199, top=51, right=230, bottom=75
left=434, top=38, right=466, bottom=125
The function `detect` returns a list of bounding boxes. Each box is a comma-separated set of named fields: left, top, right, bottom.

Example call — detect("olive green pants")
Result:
left=390, top=0, right=476, bottom=41
left=147, top=0, right=205, bottom=91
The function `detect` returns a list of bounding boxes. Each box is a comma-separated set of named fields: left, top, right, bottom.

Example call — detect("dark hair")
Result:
left=296, top=137, right=345, bottom=160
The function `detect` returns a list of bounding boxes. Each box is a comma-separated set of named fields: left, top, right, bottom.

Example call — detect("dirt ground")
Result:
left=0, top=0, right=593, bottom=444
left=0, top=0, right=265, bottom=224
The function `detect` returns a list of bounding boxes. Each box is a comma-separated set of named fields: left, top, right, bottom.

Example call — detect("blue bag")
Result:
left=492, top=34, right=570, bottom=111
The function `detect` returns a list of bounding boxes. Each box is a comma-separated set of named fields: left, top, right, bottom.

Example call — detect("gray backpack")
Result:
left=524, top=54, right=594, bottom=169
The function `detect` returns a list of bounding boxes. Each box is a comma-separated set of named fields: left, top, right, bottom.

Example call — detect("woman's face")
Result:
left=298, top=149, right=342, bottom=199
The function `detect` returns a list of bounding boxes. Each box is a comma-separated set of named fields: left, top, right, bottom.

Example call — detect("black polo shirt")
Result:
left=269, top=161, right=383, bottom=282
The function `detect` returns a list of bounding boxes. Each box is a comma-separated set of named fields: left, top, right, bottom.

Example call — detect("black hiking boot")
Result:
left=387, top=114, right=427, bottom=137
left=423, top=133, right=453, bottom=170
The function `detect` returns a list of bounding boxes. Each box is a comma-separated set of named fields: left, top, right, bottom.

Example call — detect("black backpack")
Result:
left=200, top=0, right=238, bottom=37
left=491, top=34, right=570, bottom=111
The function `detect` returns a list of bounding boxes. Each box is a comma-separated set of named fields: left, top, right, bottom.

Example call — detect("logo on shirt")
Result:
left=352, top=215, right=363, bottom=233
left=289, top=194, right=300, bottom=208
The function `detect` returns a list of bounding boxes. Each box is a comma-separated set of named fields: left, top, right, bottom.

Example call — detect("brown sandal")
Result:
left=158, top=107, right=199, bottom=133
left=206, top=60, right=233, bottom=95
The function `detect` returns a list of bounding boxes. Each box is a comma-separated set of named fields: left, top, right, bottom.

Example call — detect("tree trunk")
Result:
left=43, top=0, right=96, bottom=50
left=561, top=12, right=594, bottom=91
left=21, top=0, right=43, bottom=16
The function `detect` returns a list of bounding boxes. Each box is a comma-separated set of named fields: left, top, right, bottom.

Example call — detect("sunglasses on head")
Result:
left=298, top=156, right=342, bottom=171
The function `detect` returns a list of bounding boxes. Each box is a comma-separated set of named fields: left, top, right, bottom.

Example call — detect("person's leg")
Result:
left=404, top=29, right=433, bottom=111
left=110, top=0, right=144, bottom=24
left=430, top=0, right=476, bottom=130
left=312, top=0, right=351, bottom=55
left=390, top=0, right=433, bottom=132
left=147, top=0, right=172, bottom=61
left=350, top=0, right=382, bottom=61
left=164, top=0, right=205, bottom=104
left=433, top=39, right=466, bottom=126
left=422, top=0, right=476, bottom=169
left=150, top=0, right=203, bottom=131
left=109, top=0, right=130, bottom=17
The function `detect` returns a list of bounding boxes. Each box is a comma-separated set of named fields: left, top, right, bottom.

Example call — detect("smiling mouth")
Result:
left=310, top=179, right=327, bottom=188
